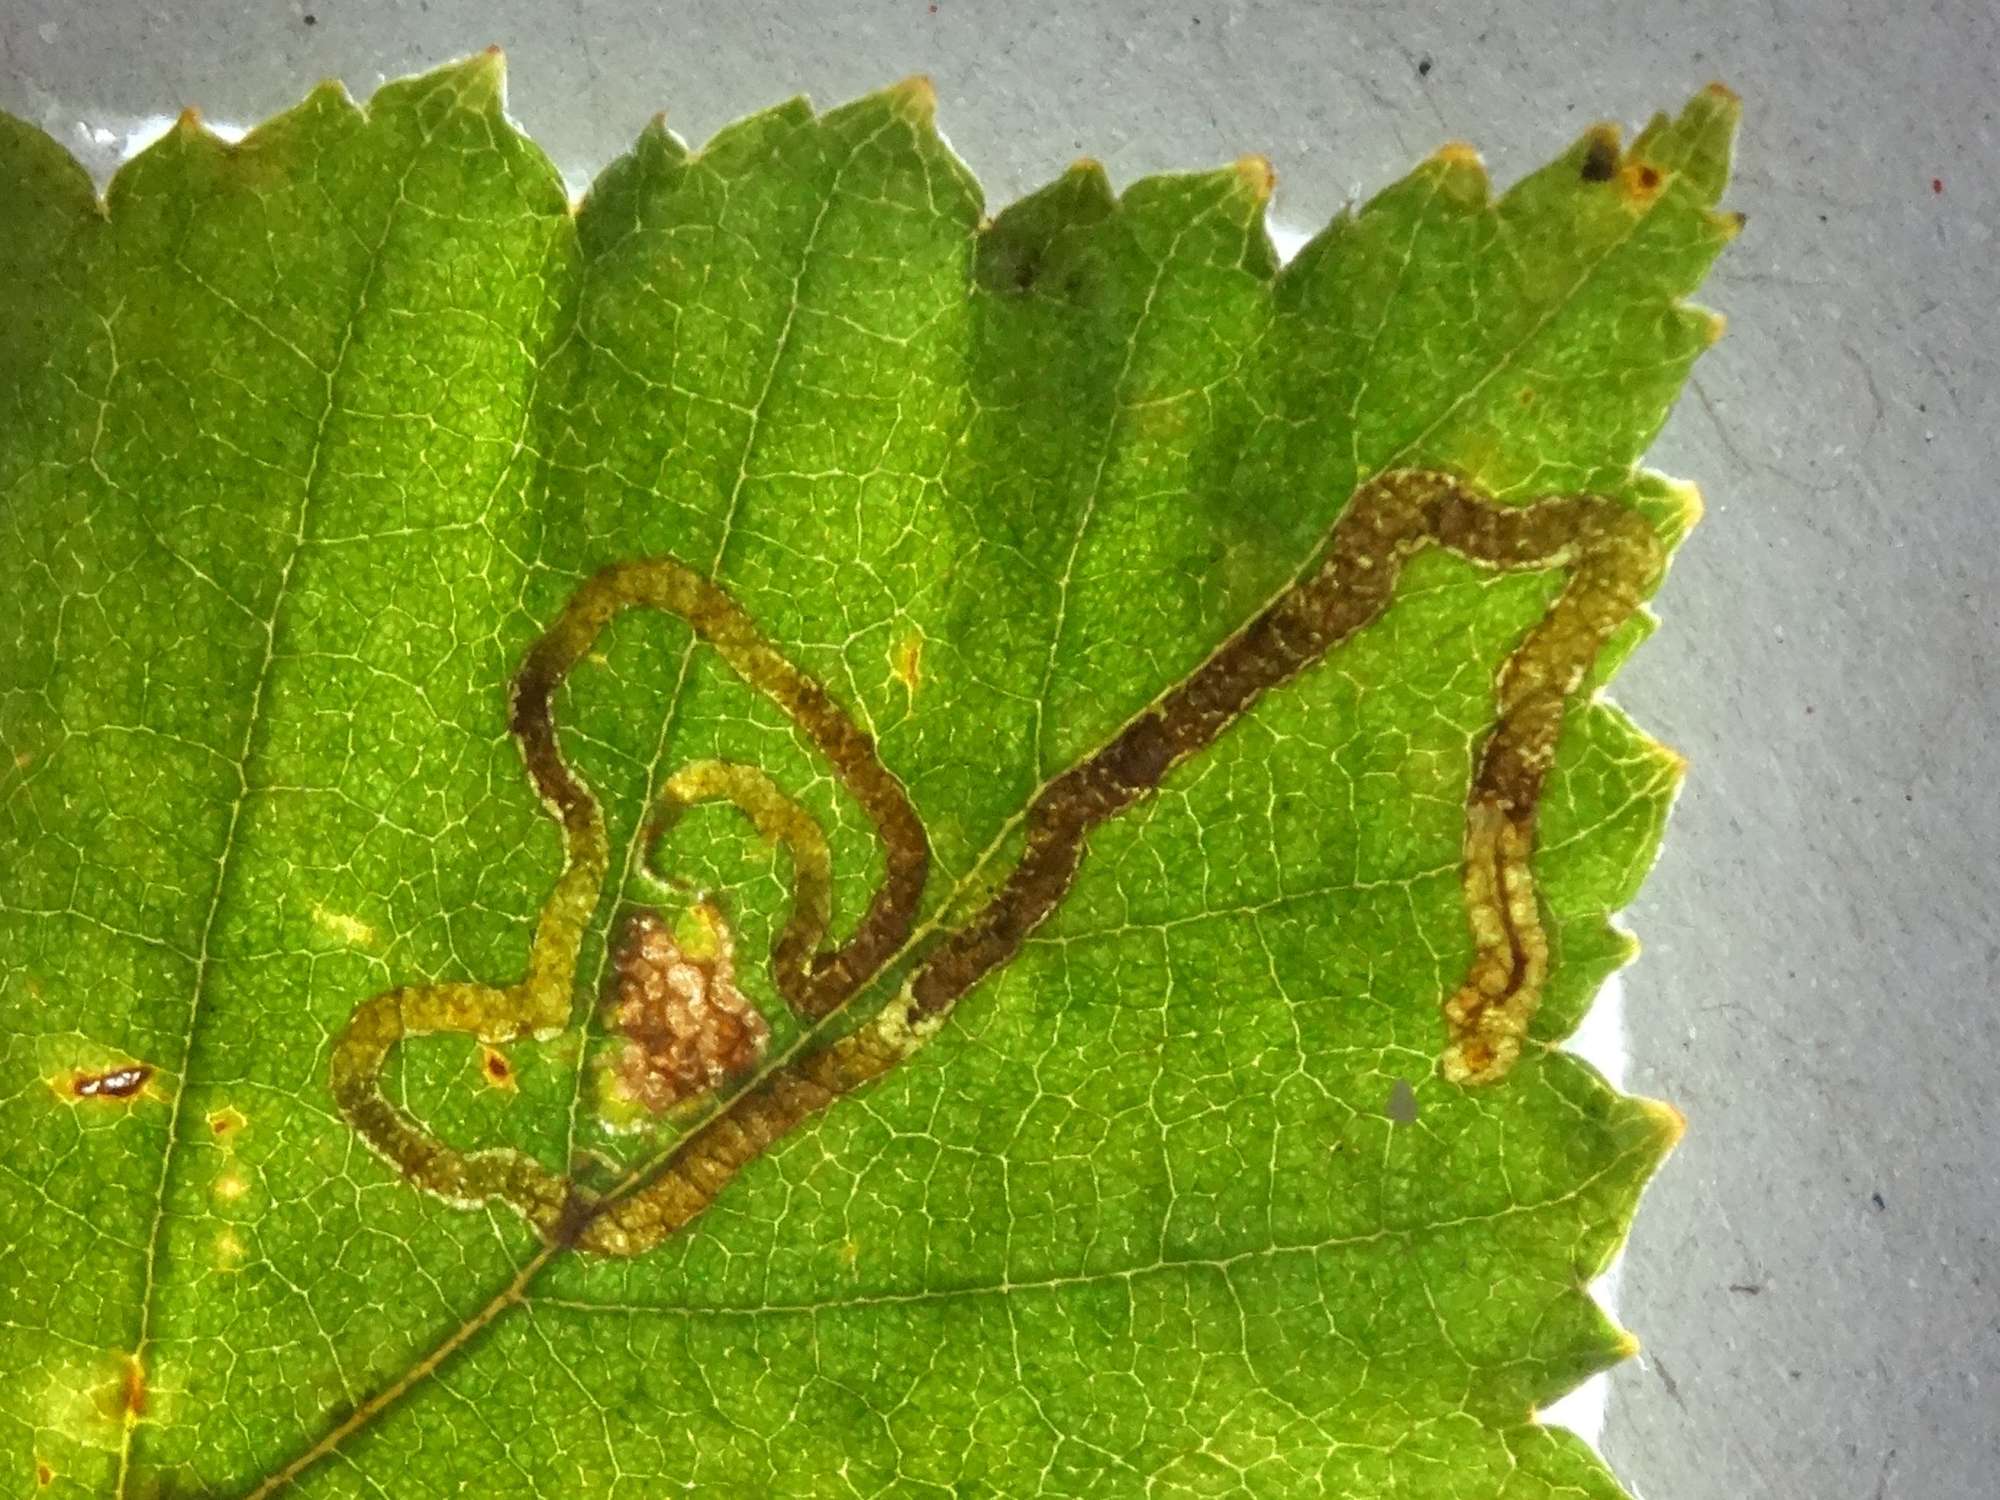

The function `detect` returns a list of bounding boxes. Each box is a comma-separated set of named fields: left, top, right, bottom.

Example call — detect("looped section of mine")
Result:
left=331, top=555, right=929, bottom=1234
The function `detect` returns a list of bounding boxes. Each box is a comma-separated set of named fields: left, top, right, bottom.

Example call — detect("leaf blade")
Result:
left=0, top=58, right=1734, bottom=1499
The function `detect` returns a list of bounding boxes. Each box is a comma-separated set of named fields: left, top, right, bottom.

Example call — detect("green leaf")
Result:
left=0, top=54, right=1737, bottom=1498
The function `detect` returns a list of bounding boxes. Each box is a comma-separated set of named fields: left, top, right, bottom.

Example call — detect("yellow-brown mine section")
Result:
left=890, top=628, right=924, bottom=699
left=331, top=469, right=1660, bottom=1256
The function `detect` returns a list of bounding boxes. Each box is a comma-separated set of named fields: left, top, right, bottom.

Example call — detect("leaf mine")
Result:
left=63, top=1065, right=154, bottom=1102
left=330, top=468, right=1660, bottom=1254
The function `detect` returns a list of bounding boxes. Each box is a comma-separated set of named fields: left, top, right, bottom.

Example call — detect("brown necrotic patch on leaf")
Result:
left=115, top=1355, right=146, bottom=1421
left=1579, top=128, right=1620, bottom=183
left=67, top=1064, right=153, bottom=1101
left=606, top=907, right=770, bottom=1115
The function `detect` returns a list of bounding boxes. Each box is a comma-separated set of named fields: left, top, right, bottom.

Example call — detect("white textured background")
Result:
left=4, top=3, right=1994, bottom=1496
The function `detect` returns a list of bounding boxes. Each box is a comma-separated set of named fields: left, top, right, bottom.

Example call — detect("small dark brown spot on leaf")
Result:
left=1580, top=136, right=1618, bottom=182
left=479, top=1044, right=517, bottom=1091
left=35, top=1460, right=52, bottom=1488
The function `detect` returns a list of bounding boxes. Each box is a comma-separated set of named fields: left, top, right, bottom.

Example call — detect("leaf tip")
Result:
left=458, top=44, right=509, bottom=108
left=1634, top=82, right=1740, bottom=202
left=887, top=73, right=938, bottom=125
left=1063, top=156, right=1112, bottom=197
left=1232, top=152, right=1276, bottom=204
left=174, top=105, right=203, bottom=134
left=1638, top=1096, right=1688, bottom=1149
left=1426, top=140, right=1489, bottom=204
left=1428, top=139, right=1483, bottom=170
left=1655, top=475, right=1706, bottom=538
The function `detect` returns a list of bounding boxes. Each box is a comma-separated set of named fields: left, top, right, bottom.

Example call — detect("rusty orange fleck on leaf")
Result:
left=478, top=1043, right=518, bottom=1092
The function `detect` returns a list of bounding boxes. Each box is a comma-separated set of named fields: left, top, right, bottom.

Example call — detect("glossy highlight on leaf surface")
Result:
left=0, top=53, right=1737, bottom=1499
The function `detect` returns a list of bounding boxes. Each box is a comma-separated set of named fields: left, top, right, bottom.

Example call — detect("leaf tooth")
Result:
left=1231, top=152, right=1276, bottom=205
left=1662, top=476, right=1706, bottom=534
left=885, top=73, right=939, bottom=126
left=1425, top=139, right=1491, bottom=208
left=682, top=93, right=814, bottom=170
left=1632, top=84, right=1739, bottom=202
left=633, top=111, right=688, bottom=166
left=457, top=43, right=509, bottom=109
left=973, top=157, right=1115, bottom=295
left=1574, top=122, right=1623, bottom=184
left=1637, top=1097, right=1689, bottom=1150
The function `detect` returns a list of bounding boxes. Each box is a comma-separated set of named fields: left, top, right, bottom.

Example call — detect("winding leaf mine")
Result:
left=332, top=469, right=1660, bottom=1256
left=0, top=54, right=1737, bottom=1500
